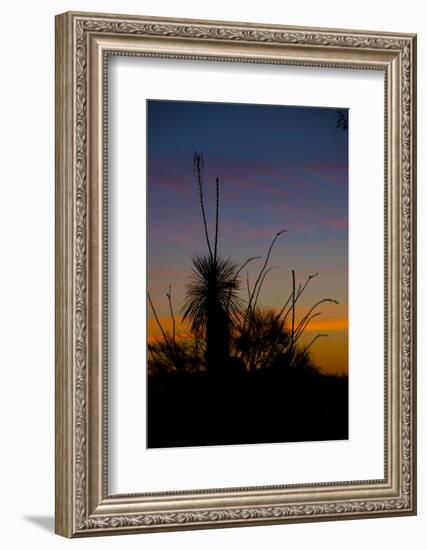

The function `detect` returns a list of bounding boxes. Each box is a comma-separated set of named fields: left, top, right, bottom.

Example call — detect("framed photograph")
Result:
left=55, top=11, right=417, bottom=537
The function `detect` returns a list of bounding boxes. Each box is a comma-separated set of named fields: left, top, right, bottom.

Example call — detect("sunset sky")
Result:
left=147, top=100, right=348, bottom=375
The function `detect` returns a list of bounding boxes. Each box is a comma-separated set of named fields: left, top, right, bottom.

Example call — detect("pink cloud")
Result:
left=323, top=218, right=348, bottom=230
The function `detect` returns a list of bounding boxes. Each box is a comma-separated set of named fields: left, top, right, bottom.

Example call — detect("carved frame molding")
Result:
left=55, top=12, right=416, bottom=537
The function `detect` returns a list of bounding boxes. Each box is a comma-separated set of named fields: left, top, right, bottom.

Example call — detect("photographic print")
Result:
left=147, top=99, right=349, bottom=449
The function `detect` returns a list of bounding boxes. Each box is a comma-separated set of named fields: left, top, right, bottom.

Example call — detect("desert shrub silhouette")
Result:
left=182, top=254, right=241, bottom=374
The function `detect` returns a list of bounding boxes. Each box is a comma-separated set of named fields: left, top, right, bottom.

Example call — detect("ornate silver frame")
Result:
left=55, top=11, right=417, bottom=537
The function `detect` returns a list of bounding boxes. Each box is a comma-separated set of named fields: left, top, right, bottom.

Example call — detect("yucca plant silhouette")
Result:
left=182, top=153, right=241, bottom=374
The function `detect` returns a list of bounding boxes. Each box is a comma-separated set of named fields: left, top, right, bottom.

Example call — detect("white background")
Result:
left=0, top=1, right=424, bottom=549
left=109, top=59, right=385, bottom=493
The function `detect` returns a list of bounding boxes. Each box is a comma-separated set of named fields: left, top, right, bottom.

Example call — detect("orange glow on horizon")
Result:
left=147, top=311, right=348, bottom=375
left=147, top=316, right=348, bottom=339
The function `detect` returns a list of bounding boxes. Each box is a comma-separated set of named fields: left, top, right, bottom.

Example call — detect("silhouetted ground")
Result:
left=147, top=367, right=348, bottom=448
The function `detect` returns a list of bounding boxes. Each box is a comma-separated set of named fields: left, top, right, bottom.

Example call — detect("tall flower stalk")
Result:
left=182, top=153, right=241, bottom=373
